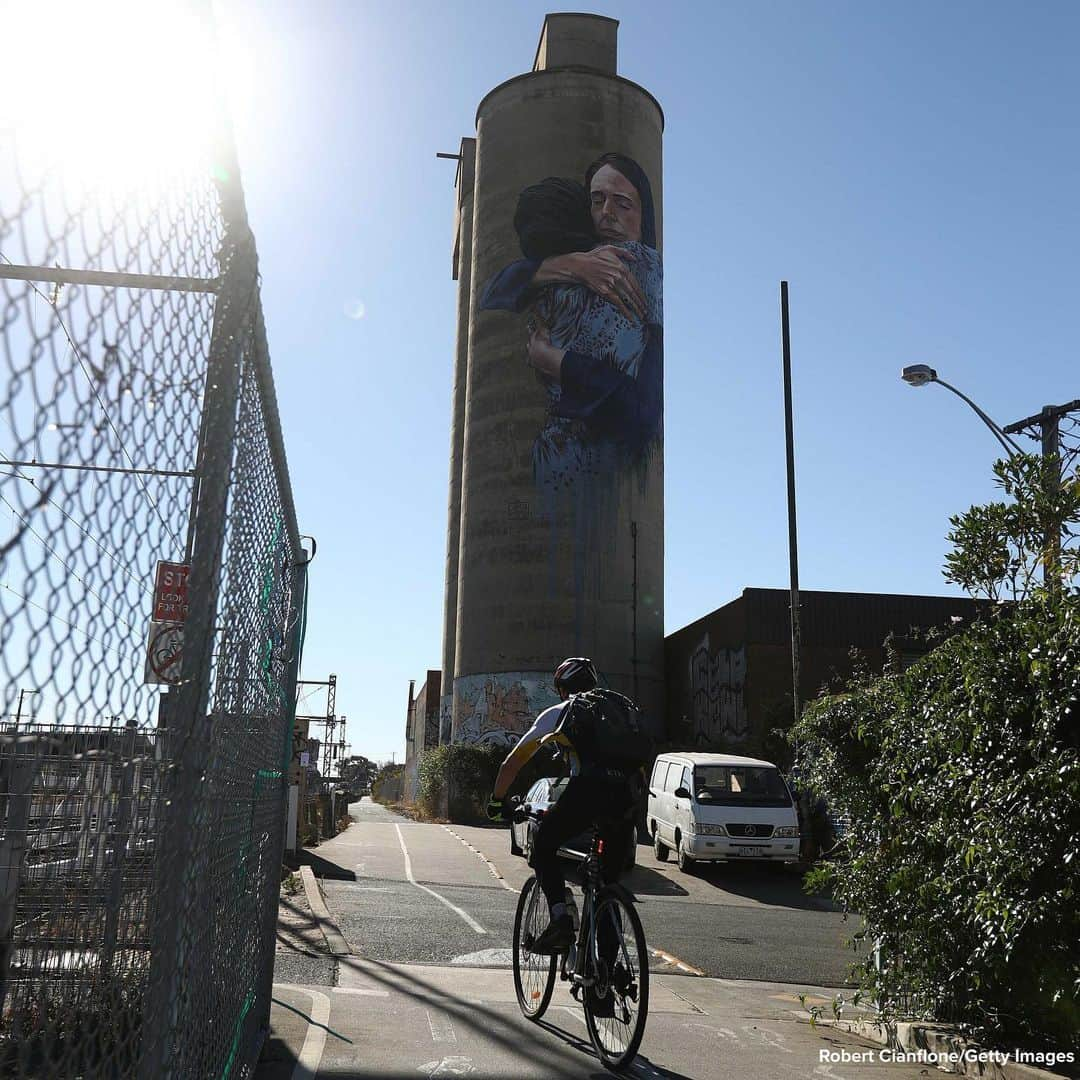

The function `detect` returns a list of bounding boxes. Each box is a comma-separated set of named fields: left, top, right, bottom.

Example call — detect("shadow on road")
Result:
left=534, top=1015, right=697, bottom=1079
left=294, top=850, right=357, bottom=882
left=683, top=861, right=842, bottom=911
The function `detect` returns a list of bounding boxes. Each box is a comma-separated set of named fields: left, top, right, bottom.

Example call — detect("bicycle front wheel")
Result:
left=584, top=887, right=650, bottom=1070
left=512, top=876, right=557, bottom=1020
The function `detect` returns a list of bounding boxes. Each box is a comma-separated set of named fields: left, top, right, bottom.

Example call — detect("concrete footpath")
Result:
left=256, top=956, right=926, bottom=1079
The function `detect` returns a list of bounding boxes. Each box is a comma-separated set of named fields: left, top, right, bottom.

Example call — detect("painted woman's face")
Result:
left=589, top=164, right=642, bottom=244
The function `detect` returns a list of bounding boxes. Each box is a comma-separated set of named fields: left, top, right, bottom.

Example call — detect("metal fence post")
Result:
left=253, top=557, right=308, bottom=1037
left=138, top=217, right=256, bottom=1079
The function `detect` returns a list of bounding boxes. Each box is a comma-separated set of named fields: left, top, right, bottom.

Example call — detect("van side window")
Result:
left=681, top=767, right=692, bottom=793
left=651, top=760, right=668, bottom=789
left=664, top=764, right=682, bottom=793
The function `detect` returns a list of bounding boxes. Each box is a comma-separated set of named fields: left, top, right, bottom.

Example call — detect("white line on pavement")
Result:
left=273, top=984, right=331, bottom=1080
left=426, top=1009, right=457, bottom=1043
left=395, top=824, right=487, bottom=935
left=332, top=986, right=390, bottom=998
left=442, top=825, right=516, bottom=891
left=558, top=1004, right=588, bottom=1028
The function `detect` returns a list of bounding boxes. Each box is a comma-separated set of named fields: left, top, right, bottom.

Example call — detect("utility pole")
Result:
left=1004, top=399, right=1080, bottom=585
left=780, top=283, right=801, bottom=730
left=14, top=688, right=38, bottom=726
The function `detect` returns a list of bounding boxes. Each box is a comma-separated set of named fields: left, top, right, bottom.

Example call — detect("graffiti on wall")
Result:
left=439, top=695, right=453, bottom=746
left=453, top=672, right=558, bottom=748
left=688, top=636, right=748, bottom=746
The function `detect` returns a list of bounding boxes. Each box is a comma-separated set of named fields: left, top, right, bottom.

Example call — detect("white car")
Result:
left=647, top=752, right=801, bottom=872
left=511, top=777, right=637, bottom=872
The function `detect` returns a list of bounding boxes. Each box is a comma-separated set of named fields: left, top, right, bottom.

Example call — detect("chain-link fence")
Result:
left=0, top=12, right=305, bottom=1075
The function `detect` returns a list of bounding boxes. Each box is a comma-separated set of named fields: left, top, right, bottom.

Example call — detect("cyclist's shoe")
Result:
left=531, top=913, right=573, bottom=955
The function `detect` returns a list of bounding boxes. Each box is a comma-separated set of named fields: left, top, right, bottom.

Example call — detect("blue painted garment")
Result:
left=479, top=242, right=663, bottom=491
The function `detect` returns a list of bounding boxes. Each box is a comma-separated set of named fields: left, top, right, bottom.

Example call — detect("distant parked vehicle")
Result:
left=647, top=752, right=801, bottom=873
left=510, top=776, right=637, bottom=873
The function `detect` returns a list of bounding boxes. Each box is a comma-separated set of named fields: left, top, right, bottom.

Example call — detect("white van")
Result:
left=647, top=753, right=800, bottom=872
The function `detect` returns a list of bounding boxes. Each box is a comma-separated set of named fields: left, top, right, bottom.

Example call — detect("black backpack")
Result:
left=554, top=688, right=655, bottom=772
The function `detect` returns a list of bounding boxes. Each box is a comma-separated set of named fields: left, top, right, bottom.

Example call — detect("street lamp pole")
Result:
left=900, top=365, right=1023, bottom=458
left=901, top=368, right=1078, bottom=586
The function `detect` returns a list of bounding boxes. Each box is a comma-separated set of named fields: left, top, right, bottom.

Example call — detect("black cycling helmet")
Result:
left=553, top=657, right=598, bottom=695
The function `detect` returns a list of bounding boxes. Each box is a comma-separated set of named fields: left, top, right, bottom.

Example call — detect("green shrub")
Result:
left=417, top=742, right=504, bottom=822
left=792, top=590, right=1080, bottom=1051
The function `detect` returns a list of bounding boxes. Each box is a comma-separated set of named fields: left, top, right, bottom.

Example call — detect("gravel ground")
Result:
left=272, top=874, right=336, bottom=987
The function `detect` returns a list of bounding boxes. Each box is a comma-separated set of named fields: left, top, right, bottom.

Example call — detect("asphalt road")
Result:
left=316, top=799, right=863, bottom=987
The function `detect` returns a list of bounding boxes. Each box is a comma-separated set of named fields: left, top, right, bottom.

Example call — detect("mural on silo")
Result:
left=479, top=153, right=663, bottom=502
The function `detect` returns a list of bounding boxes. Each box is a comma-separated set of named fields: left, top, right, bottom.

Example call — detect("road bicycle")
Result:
left=511, top=807, right=650, bottom=1071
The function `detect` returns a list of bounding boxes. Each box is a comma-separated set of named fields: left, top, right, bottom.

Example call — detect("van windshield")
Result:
left=693, top=765, right=792, bottom=807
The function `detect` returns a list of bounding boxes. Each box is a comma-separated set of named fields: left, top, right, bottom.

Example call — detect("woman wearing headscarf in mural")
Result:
left=479, top=153, right=663, bottom=497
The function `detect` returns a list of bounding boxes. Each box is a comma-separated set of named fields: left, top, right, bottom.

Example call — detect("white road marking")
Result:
left=442, top=825, right=516, bottom=891
left=273, top=984, right=331, bottom=1080
left=426, top=1009, right=457, bottom=1043
left=814, top=1065, right=849, bottom=1080
left=332, top=986, right=390, bottom=997
left=558, top=1004, right=588, bottom=1028
left=683, top=1021, right=740, bottom=1042
left=449, top=948, right=513, bottom=967
left=395, top=825, right=487, bottom=934
left=741, top=1024, right=793, bottom=1052
left=417, top=1056, right=476, bottom=1076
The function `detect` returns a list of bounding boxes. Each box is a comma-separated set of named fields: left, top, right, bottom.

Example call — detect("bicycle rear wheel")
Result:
left=512, top=876, right=557, bottom=1020
left=584, top=887, right=649, bottom=1070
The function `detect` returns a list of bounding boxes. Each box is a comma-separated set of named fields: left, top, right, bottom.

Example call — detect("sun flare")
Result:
left=2, top=1, right=238, bottom=196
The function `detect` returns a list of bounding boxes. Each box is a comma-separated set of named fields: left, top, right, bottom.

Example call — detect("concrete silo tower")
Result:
left=442, top=13, right=664, bottom=745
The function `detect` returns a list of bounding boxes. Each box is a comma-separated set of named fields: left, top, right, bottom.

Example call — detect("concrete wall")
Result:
left=449, top=14, right=666, bottom=748
left=440, top=139, right=476, bottom=746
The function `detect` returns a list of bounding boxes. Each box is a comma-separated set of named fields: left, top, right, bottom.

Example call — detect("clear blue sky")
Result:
left=217, top=0, right=1078, bottom=763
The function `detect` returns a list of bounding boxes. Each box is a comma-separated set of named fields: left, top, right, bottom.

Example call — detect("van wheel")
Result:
left=653, top=829, right=669, bottom=862
left=677, top=840, right=695, bottom=875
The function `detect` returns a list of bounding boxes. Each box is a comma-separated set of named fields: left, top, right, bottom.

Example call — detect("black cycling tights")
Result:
left=532, top=774, right=634, bottom=914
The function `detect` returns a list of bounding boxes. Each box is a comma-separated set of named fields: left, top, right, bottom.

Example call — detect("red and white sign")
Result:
left=144, top=621, right=184, bottom=686
left=153, top=561, right=189, bottom=623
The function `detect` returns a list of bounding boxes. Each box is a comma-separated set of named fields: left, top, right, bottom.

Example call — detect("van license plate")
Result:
left=730, top=846, right=765, bottom=858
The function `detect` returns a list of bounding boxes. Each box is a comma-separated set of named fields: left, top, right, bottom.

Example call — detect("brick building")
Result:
left=664, top=588, right=986, bottom=760
left=404, top=671, right=441, bottom=800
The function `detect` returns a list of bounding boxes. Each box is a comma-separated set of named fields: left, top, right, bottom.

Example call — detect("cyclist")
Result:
left=487, top=657, right=642, bottom=957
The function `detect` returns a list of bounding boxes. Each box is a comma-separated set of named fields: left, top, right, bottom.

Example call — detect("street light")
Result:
left=900, top=365, right=1024, bottom=459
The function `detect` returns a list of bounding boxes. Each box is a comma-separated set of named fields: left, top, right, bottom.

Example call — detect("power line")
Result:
left=0, top=490, right=138, bottom=632
left=1, top=251, right=187, bottom=551
left=0, top=580, right=135, bottom=660
left=0, top=459, right=141, bottom=585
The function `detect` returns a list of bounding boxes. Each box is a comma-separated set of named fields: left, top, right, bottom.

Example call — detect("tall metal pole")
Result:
left=780, top=283, right=802, bottom=729
left=1041, top=409, right=1061, bottom=584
